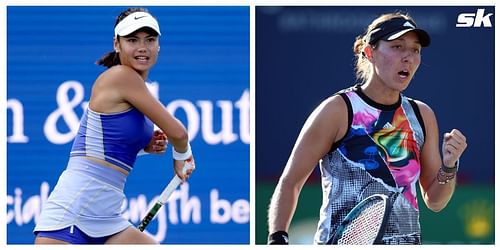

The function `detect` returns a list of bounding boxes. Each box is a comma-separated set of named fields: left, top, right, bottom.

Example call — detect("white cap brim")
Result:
left=114, top=12, right=161, bottom=37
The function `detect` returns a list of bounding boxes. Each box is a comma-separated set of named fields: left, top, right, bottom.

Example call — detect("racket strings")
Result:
left=338, top=200, right=386, bottom=244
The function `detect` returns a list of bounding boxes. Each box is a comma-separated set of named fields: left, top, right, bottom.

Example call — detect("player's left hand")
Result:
left=144, top=130, right=168, bottom=154
left=442, top=129, right=467, bottom=167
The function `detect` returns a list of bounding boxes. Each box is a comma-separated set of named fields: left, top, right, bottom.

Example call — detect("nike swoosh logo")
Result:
left=134, top=16, right=147, bottom=20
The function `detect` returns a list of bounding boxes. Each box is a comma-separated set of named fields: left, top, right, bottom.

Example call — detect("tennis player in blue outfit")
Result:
left=267, top=12, right=467, bottom=245
left=34, top=7, right=195, bottom=244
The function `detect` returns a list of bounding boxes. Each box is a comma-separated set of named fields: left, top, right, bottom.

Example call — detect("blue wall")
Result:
left=7, top=6, right=249, bottom=244
left=256, top=6, right=494, bottom=183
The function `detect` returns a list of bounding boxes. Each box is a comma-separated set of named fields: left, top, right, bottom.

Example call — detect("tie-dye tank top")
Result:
left=314, top=85, right=426, bottom=244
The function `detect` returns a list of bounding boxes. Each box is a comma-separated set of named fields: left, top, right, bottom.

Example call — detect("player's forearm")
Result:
left=268, top=179, right=301, bottom=233
left=165, top=121, right=189, bottom=152
left=170, top=135, right=189, bottom=153
left=422, top=167, right=457, bottom=212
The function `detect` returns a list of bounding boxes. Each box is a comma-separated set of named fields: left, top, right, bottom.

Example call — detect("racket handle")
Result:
left=138, top=202, right=163, bottom=232
left=138, top=175, right=182, bottom=232
left=158, top=175, right=183, bottom=204
left=157, top=159, right=195, bottom=204
left=138, top=159, right=195, bottom=232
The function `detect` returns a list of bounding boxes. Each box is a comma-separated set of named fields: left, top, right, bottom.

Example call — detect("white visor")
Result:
left=114, top=12, right=161, bottom=37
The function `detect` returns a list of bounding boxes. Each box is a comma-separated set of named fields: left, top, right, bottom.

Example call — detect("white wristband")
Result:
left=173, top=143, right=192, bottom=160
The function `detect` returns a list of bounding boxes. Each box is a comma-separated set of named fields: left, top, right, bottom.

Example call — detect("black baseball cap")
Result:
left=366, top=17, right=430, bottom=47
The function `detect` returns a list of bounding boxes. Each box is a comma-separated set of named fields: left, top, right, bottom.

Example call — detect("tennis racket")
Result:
left=328, top=194, right=392, bottom=245
left=138, top=159, right=195, bottom=232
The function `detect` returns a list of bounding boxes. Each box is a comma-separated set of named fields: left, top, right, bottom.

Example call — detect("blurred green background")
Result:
left=255, top=182, right=494, bottom=244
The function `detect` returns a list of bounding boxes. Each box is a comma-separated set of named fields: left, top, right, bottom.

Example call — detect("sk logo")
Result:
left=456, top=9, right=494, bottom=28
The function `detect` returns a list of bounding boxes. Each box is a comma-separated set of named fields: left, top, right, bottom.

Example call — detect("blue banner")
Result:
left=7, top=6, right=249, bottom=244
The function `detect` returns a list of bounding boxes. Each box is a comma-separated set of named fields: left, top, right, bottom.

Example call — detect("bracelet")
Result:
left=173, top=143, right=192, bottom=161
left=437, top=168, right=455, bottom=184
left=438, top=159, right=460, bottom=184
left=268, top=231, right=289, bottom=245
left=442, top=159, right=460, bottom=173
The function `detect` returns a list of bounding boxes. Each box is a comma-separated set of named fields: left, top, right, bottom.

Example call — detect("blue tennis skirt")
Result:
left=34, top=157, right=131, bottom=238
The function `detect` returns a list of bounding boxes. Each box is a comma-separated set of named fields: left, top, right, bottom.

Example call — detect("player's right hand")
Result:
left=174, top=156, right=195, bottom=182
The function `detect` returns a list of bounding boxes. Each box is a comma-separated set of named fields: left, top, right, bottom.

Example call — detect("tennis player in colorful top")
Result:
left=267, top=12, right=467, bottom=245
left=34, top=8, right=195, bottom=244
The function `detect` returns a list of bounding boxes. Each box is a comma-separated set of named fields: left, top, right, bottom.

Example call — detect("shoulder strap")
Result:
left=328, top=91, right=353, bottom=153
left=406, top=98, right=426, bottom=141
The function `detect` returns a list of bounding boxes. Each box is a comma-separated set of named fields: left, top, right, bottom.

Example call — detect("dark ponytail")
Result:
left=95, top=7, right=150, bottom=68
left=96, top=51, right=121, bottom=68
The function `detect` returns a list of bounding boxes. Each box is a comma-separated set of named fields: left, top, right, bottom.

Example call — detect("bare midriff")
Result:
left=81, top=156, right=129, bottom=176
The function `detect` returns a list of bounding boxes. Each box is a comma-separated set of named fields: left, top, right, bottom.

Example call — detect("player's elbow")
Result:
left=421, top=187, right=453, bottom=212
left=427, top=203, right=445, bottom=212
left=424, top=198, right=449, bottom=212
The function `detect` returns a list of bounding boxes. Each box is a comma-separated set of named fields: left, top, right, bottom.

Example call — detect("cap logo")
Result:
left=403, top=21, right=415, bottom=28
left=134, top=15, right=147, bottom=20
